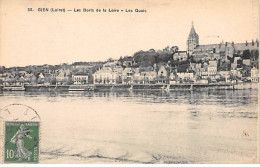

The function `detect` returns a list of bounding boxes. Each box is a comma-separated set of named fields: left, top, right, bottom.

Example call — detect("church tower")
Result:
left=187, top=22, right=199, bottom=55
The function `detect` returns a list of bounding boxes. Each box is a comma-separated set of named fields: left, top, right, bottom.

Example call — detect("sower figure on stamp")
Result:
left=10, top=124, right=35, bottom=161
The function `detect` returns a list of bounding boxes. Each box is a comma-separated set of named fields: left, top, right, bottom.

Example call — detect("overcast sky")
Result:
left=0, top=0, right=259, bottom=67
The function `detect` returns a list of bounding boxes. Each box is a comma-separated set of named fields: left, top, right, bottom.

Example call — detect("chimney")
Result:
left=153, top=63, right=157, bottom=71
left=231, top=41, right=234, bottom=46
left=256, top=39, right=259, bottom=47
left=225, top=42, right=228, bottom=46
left=252, top=39, right=255, bottom=46
left=246, top=40, right=248, bottom=46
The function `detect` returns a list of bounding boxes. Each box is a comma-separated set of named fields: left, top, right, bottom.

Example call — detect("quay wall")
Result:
left=24, top=85, right=70, bottom=92
left=0, top=83, right=258, bottom=92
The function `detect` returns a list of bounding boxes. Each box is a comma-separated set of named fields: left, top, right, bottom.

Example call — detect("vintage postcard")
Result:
left=0, top=0, right=259, bottom=164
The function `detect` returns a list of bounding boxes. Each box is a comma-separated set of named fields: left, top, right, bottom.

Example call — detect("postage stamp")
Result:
left=4, top=121, right=40, bottom=163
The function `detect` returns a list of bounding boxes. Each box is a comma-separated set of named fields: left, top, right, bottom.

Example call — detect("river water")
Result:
left=0, top=90, right=258, bottom=163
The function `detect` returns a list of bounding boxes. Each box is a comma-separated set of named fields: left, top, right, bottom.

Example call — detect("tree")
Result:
left=107, top=58, right=113, bottom=62
left=250, top=50, right=259, bottom=68
left=171, top=46, right=179, bottom=53
left=242, top=50, right=251, bottom=59
left=156, top=52, right=171, bottom=63
left=149, top=49, right=155, bottom=52
left=190, top=55, right=195, bottom=63
left=132, top=46, right=178, bottom=68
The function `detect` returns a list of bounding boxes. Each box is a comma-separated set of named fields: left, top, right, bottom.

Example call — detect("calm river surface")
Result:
left=0, top=90, right=258, bottom=163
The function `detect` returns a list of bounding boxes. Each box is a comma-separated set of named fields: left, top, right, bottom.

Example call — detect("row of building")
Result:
left=92, top=60, right=259, bottom=85
left=0, top=69, right=89, bottom=86
left=0, top=22, right=259, bottom=86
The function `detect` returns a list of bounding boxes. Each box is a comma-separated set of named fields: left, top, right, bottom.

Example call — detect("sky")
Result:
left=0, top=0, right=259, bottom=67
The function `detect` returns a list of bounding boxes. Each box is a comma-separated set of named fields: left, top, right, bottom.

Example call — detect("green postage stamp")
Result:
left=4, top=121, right=40, bottom=163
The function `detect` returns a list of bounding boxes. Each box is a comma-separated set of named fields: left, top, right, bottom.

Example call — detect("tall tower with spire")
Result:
left=187, top=21, right=199, bottom=55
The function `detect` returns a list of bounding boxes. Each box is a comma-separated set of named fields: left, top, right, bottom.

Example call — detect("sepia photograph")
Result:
left=0, top=0, right=259, bottom=164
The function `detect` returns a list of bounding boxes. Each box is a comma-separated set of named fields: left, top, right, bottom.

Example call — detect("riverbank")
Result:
left=0, top=82, right=258, bottom=92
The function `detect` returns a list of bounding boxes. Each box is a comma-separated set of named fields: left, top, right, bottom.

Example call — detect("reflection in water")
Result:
left=1, top=89, right=258, bottom=106
left=0, top=90, right=258, bottom=163
left=0, top=90, right=258, bottom=120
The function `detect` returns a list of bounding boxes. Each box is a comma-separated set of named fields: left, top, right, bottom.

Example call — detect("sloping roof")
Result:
left=74, top=72, right=89, bottom=76
left=57, top=72, right=66, bottom=77
left=174, top=51, right=188, bottom=57
left=195, top=63, right=202, bottom=68
left=192, top=50, right=211, bottom=54
left=122, top=67, right=133, bottom=73
left=43, top=73, right=51, bottom=77
left=194, top=42, right=258, bottom=53
left=209, top=60, right=217, bottom=67
left=188, top=24, right=199, bottom=39
left=157, top=65, right=166, bottom=71
left=233, top=43, right=258, bottom=51
left=194, top=44, right=220, bottom=51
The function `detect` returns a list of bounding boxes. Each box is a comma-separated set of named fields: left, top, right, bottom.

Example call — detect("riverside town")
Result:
left=0, top=23, right=259, bottom=91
